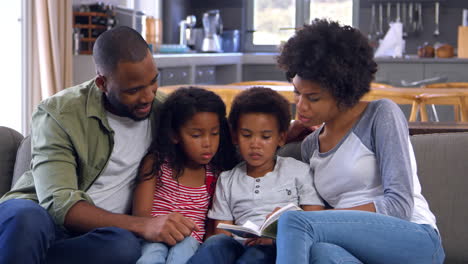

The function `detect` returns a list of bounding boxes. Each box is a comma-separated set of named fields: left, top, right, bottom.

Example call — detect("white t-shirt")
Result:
left=87, top=111, right=151, bottom=214
left=302, top=99, right=437, bottom=229
left=208, top=156, right=324, bottom=227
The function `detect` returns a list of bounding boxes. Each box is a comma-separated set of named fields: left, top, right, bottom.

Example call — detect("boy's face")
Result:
left=235, top=113, right=286, bottom=177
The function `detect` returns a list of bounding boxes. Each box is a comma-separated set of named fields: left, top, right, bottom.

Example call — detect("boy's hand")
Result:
left=244, top=237, right=274, bottom=246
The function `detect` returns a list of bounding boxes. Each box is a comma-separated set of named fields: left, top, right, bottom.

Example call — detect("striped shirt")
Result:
left=151, top=163, right=216, bottom=243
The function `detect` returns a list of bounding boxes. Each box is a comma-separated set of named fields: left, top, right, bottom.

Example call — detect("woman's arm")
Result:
left=301, top=205, right=325, bottom=211
left=331, top=203, right=376, bottom=212
left=213, top=219, right=234, bottom=236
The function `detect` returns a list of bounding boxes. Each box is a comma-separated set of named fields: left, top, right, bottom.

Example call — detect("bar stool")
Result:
left=228, top=80, right=291, bottom=86
left=363, top=89, right=420, bottom=122
left=416, top=93, right=468, bottom=122
left=423, top=82, right=468, bottom=121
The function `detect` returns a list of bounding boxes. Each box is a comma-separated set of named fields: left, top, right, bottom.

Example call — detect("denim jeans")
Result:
left=0, top=199, right=141, bottom=264
left=137, top=236, right=200, bottom=264
left=187, top=234, right=276, bottom=264
left=276, top=210, right=445, bottom=264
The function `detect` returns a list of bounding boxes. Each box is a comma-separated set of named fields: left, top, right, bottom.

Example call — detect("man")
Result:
left=0, top=26, right=197, bottom=264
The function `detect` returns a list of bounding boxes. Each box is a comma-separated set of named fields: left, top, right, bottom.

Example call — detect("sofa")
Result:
left=1, top=125, right=467, bottom=263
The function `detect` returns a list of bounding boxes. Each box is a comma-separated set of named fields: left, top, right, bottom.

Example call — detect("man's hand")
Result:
left=244, top=237, right=274, bottom=246
left=140, top=212, right=199, bottom=246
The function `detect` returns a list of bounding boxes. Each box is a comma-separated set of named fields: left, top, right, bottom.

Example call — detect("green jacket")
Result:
left=1, top=80, right=166, bottom=228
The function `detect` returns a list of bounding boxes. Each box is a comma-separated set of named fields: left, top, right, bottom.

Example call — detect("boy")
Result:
left=187, top=87, right=324, bottom=264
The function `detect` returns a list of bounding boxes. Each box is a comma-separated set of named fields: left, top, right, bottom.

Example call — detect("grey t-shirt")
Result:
left=208, top=156, right=323, bottom=227
left=302, top=99, right=436, bottom=229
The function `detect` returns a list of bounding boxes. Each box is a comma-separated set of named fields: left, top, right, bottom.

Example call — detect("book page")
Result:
left=260, top=203, right=302, bottom=233
left=216, top=221, right=261, bottom=238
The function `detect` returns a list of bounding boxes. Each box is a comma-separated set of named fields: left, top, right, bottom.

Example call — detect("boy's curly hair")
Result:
left=228, top=87, right=291, bottom=133
left=277, top=19, right=377, bottom=108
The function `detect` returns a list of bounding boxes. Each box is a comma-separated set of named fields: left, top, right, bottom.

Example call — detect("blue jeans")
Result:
left=187, top=234, right=276, bottom=264
left=0, top=199, right=141, bottom=264
left=276, top=210, right=445, bottom=264
left=137, top=236, right=200, bottom=264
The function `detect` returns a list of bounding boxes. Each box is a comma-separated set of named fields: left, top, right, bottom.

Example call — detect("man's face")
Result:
left=99, top=52, right=159, bottom=121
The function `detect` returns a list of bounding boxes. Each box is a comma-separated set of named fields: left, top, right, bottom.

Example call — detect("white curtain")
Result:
left=25, top=0, right=73, bottom=131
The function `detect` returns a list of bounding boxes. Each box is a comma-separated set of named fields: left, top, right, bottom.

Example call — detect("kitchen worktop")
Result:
left=73, top=52, right=468, bottom=86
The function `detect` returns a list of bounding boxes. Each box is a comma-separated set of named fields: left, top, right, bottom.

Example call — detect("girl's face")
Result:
left=293, top=75, right=341, bottom=127
left=176, top=112, right=220, bottom=168
left=236, top=113, right=286, bottom=176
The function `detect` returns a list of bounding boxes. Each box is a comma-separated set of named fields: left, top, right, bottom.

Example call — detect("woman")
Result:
left=275, top=19, right=445, bottom=264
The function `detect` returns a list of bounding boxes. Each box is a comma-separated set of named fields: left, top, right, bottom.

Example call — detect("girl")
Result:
left=133, top=87, right=237, bottom=264
left=275, top=19, right=445, bottom=263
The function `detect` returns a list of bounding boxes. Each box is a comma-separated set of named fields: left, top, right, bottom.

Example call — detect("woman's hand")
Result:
left=244, top=237, right=274, bottom=246
left=286, top=120, right=319, bottom=143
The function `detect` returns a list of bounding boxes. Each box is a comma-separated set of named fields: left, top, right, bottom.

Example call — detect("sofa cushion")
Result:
left=279, top=132, right=468, bottom=263
left=0, top=126, right=24, bottom=197
left=410, top=132, right=468, bottom=264
left=12, top=135, right=31, bottom=188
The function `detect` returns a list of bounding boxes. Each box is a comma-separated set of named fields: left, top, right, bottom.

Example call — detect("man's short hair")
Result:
left=93, top=26, right=150, bottom=75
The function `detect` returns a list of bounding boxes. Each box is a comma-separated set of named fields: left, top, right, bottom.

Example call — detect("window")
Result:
left=0, top=1, right=23, bottom=133
left=245, top=0, right=358, bottom=52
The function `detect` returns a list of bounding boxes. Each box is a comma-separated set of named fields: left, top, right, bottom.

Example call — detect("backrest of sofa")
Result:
left=0, top=126, right=24, bottom=197
left=410, top=132, right=468, bottom=264
left=12, top=135, right=31, bottom=187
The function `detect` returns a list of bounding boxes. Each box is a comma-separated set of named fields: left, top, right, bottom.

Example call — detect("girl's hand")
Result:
left=244, top=237, right=274, bottom=246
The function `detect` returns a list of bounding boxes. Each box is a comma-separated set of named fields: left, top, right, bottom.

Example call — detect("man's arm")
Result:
left=65, top=201, right=198, bottom=246
left=33, top=107, right=197, bottom=246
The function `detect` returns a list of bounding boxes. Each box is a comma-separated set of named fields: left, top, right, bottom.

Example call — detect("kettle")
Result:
left=201, top=10, right=223, bottom=52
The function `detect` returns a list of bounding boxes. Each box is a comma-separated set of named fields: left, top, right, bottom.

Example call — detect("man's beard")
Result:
left=104, top=92, right=152, bottom=121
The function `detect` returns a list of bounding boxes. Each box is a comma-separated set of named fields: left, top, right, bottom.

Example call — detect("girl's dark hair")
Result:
left=140, top=87, right=237, bottom=182
left=229, top=87, right=291, bottom=133
left=277, top=19, right=378, bottom=109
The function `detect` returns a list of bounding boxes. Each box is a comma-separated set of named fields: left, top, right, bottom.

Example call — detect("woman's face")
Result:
left=292, top=75, right=340, bottom=127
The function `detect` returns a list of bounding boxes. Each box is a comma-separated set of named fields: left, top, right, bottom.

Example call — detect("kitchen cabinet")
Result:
left=195, top=66, right=216, bottom=84
left=242, top=65, right=287, bottom=82
left=424, top=63, right=468, bottom=82
left=159, top=67, right=190, bottom=86
left=375, top=63, right=424, bottom=85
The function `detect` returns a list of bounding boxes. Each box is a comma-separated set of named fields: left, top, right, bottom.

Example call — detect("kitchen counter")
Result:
left=73, top=52, right=468, bottom=85
left=154, top=52, right=242, bottom=67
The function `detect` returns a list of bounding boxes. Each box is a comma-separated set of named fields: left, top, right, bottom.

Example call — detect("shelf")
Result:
left=74, top=12, right=108, bottom=17
left=80, top=38, right=97, bottom=42
left=74, top=24, right=106, bottom=29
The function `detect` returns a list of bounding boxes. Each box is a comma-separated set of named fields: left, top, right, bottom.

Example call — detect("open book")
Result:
left=216, top=203, right=303, bottom=239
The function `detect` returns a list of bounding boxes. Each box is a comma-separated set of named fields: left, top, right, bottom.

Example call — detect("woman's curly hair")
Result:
left=277, top=19, right=378, bottom=108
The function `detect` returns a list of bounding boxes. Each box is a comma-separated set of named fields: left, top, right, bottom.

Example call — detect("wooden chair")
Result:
left=416, top=93, right=468, bottom=122
left=370, top=82, right=394, bottom=88
left=422, top=82, right=468, bottom=121
left=362, top=89, right=420, bottom=122
left=228, top=80, right=291, bottom=86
